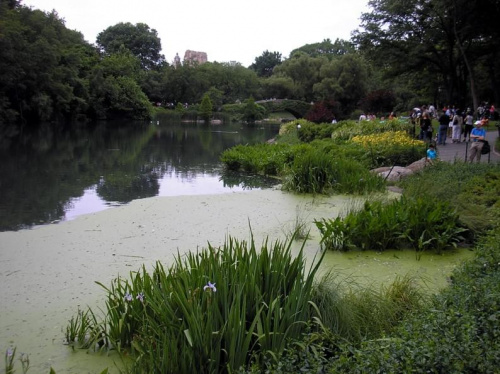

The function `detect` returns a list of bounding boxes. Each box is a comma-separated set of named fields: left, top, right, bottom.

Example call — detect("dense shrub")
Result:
left=220, top=143, right=295, bottom=175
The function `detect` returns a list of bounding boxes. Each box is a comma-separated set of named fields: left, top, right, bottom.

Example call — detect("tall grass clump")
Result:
left=282, top=148, right=385, bottom=195
left=220, top=143, right=295, bottom=175
left=315, top=196, right=467, bottom=256
left=67, top=235, right=325, bottom=373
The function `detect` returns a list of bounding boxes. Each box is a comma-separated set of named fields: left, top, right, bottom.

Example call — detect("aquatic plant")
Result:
left=4, top=346, right=29, bottom=374
left=67, top=234, right=325, bottom=373
left=315, top=196, right=467, bottom=256
left=282, top=150, right=385, bottom=195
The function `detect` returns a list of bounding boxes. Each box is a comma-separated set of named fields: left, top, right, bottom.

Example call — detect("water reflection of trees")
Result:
left=0, top=122, right=279, bottom=230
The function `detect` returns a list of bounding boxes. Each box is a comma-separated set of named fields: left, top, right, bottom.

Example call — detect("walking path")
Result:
left=436, top=127, right=500, bottom=163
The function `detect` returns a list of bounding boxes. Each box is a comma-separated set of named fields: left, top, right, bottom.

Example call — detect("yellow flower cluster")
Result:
left=352, top=131, right=424, bottom=148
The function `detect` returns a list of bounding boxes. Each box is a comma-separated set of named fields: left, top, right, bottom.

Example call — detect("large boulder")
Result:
left=376, top=166, right=414, bottom=181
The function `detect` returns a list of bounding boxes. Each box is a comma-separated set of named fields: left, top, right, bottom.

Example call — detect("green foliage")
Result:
left=0, top=5, right=98, bottom=124
left=241, top=97, right=265, bottom=123
left=315, top=196, right=467, bottom=254
left=296, top=121, right=337, bottom=142
left=220, top=143, right=294, bottom=175
left=331, top=226, right=500, bottom=373
left=399, top=162, right=500, bottom=233
left=249, top=50, right=282, bottom=77
left=199, top=93, right=213, bottom=122
left=330, top=118, right=412, bottom=141
left=4, top=346, right=30, bottom=374
left=96, top=22, right=165, bottom=70
left=282, top=148, right=385, bottom=195
left=289, top=38, right=355, bottom=60
left=68, top=235, right=324, bottom=373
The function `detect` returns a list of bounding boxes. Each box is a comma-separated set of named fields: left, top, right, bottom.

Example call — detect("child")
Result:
left=426, top=144, right=438, bottom=164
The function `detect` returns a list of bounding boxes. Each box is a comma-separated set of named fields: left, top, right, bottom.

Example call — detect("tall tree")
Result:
left=353, top=0, right=500, bottom=109
left=249, top=50, right=282, bottom=77
left=289, top=38, right=355, bottom=60
left=273, top=52, right=327, bottom=101
left=0, top=4, right=97, bottom=125
left=96, top=22, right=165, bottom=70
left=313, top=54, right=370, bottom=117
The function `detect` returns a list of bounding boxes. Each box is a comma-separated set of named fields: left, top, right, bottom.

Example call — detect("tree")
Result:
left=289, top=38, right=355, bottom=60
left=0, top=4, right=98, bottom=125
left=242, top=97, right=265, bottom=123
left=199, top=93, right=213, bottom=122
left=312, top=54, right=369, bottom=117
left=353, top=0, right=500, bottom=110
left=305, top=100, right=339, bottom=123
left=96, top=22, right=165, bottom=70
left=249, top=50, right=282, bottom=77
left=273, top=52, right=327, bottom=101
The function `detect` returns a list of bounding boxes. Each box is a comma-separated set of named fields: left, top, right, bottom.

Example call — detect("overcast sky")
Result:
left=22, top=0, right=370, bottom=67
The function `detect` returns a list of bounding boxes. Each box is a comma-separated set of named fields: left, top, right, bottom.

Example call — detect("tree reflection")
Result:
left=0, top=121, right=279, bottom=231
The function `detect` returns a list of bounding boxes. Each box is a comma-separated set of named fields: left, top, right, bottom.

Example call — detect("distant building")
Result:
left=184, top=50, right=208, bottom=65
left=173, top=53, right=181, bottom=68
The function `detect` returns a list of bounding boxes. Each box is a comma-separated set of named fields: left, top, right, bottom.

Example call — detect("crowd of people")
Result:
left=356, top=104, right=495, bottom=162
left=411, top=103, right=495, bottom=163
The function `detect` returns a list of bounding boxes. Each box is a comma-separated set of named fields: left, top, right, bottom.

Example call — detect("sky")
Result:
left=22, top=0, right=370, bottom=67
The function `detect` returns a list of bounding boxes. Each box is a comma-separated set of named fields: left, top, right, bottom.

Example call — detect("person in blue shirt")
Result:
left=468, top=120, right=487, bottom=162
left=426, top=143, right=438, bottom=164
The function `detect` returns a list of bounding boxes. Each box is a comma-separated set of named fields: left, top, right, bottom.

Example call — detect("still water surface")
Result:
left=0, top=120, right=280, bottom=231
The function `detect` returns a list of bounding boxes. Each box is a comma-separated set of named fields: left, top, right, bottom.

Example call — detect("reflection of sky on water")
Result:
left=64, top=173, right=246, bottom=221
left=64, top=187, right=111, bottom=221
left=158, top=172, right=246, bottom=196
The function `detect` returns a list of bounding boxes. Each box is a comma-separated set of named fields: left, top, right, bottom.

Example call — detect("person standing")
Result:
left=451, top=111, right=463, bottom=143
left=468, top=121, right=487, bottom=162
left=420, top=113, right=433, bottom=142
left=463, top=111, right=474, bottom=141
left=437, top=111, right=450, bottom=145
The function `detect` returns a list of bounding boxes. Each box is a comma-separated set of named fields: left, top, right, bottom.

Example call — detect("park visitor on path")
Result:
left=438, top=110, right=450, bottom=145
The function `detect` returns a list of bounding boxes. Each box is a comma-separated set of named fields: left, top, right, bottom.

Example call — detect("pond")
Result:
left=0, top=119, right=281, bottom=231
left=0, top=119, right=474, bottom=373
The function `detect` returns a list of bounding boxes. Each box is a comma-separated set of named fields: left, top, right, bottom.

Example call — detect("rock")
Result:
left=371, top=166, right=392, bottom=174
left=406, top=157, right=427, bottom=172
left=379, top=166, right=414, bottom=181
